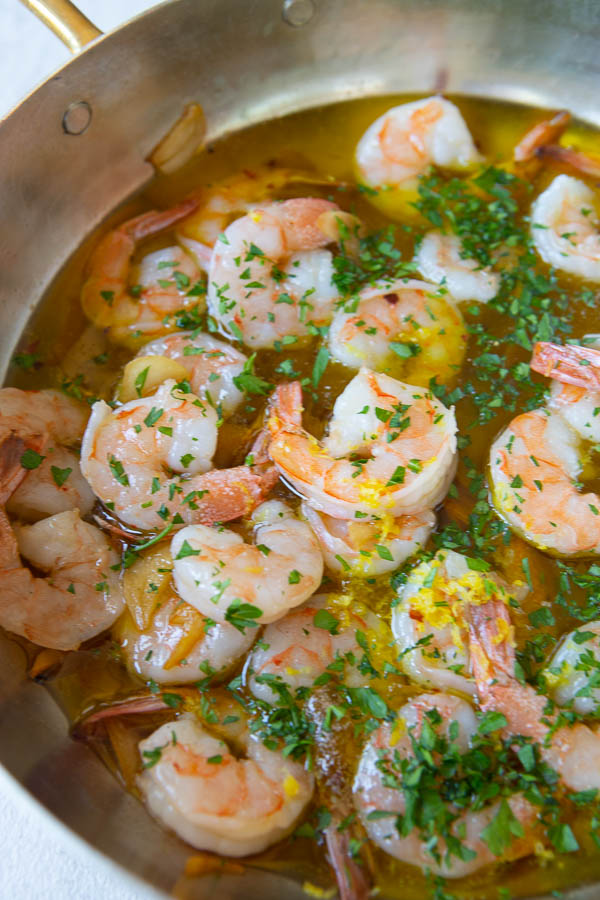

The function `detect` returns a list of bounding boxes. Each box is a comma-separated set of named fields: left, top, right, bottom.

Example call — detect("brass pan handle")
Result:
left=19, top=0, right=102, bottom=53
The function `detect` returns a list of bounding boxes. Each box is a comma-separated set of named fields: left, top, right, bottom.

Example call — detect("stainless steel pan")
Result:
left=2, top=1, right=600, bottom=895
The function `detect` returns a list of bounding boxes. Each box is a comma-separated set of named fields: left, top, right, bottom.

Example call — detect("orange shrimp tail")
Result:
left=513, top=111, right=570, bottom=163
left=531, top=341, right=600, bottom=389
left=537, top=144, right=600, bottom=179
left=464, top=598, right=516, bottom=685
left=122, top=197, right=200, bottom=243
left=0, top=433, right=45, bottom=505
left=190, top=463, right=279, bottom=525
left=325, top=825, right=371, bottom=900
left=267, top=381, right=304, bottom=437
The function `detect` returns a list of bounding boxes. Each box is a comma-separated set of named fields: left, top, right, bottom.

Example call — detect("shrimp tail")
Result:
left=267, top=381, right=304, bottom=437
left=0, top=433, right=43, bottom=505
left=464, top=598, right=516, bottom=689
left=122, top=197, right=200, bottom=242
left=531, top=341, right=600, bottom=389
left=536, top=144, right=600, bottom=179
left=325, top=825, right=371, bottom=900
left=190, top=462, right=279, bottom=525
left=513, top=111, right=570, bottom=163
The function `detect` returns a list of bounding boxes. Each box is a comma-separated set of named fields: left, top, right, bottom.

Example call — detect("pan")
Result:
left=2, top=0, right=600, bottom=896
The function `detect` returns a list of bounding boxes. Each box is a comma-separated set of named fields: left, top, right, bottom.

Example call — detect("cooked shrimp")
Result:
left=530, top=174, right=600, bottom=281
left=137, top=712, right=314, bottom=856
left=0, top=387, right=93, bottom=521
left=176, top=165, right=337, bottom=256
left=245, top=594, right=384, bottom=702
left=355, top=97, right=481, bottom=194
left=0, top=386, right=89, bottom=447
left=116, top=597, right=255, bottom=686
left=353, top=692, right=539, bottom=877
left=301, top=501, right=435, bottom=576
left=328, top=278, right=466, bottom=385
left=114, top=540, right=255, bottom=684
left=207, top=198, right=346, bottom=349
left=171, top=500, right=323, bottom=626
left=392, top=550, right=517, bottom=696
left=0, top=507, right=124, bottom=651
left=138, top=332, right=247, bottom=417
left=81, top=199, right=202, bottom=348
left=543, top=621, right=600, bottom=715
left=414, top=231, right=500, bottom=303
left=7, top=446, right=95, bottom=522
left=468, top=597, right=600, bottom=792
left=268, top=369, right=457, bottom=520
left=81, top=379, right=276, bottom=530
left=513, top=110, right=571, bottom=163
left=491, top=342, right=600, bottom=556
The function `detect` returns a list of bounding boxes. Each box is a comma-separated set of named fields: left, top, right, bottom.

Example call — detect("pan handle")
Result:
left=19, top=0, right=102, bottom=53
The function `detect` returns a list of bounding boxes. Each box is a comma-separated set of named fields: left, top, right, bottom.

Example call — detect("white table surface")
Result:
left=0, top=4, right=165, bottom=896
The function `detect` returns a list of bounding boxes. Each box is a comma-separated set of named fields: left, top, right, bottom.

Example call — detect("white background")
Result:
left=0, top=4, right=162, bottom=896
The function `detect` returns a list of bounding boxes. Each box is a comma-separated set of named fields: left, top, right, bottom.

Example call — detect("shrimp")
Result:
left=0, top=387, right=94, bottom=521
left=137, top=712, right=314, bottom=856
left=353, top=692, right=539, bottom=877
left=530, top=174, right=600, bottom=281
left=176, top=165, right=339, bottom=255
left=207, top=198, right=347, bottom=349
left=513, top=110, right=571, bottom=163
left=391, top=550, right=518, bottom=697
left=355, top=97, right=481, bottom=195
left=80, top=198, right=202, bottom=348
left=115, top=597, right=255, bottom=686
left=490, top=342, right=600, bottom=556
left=245, top=594, right=384, bottom=703
left=0, top=507, right=124, bottom=651
left=328, top=278, right=466, bottom=385
left=414, top=232, right=500, bottom=303
left=170, top=500, right=324, bottom=626
left=138, top=332, right=247, bottom=417
left=543, top=621, right=600, bottom=715
left=301, top=501, right=435, bottom=577
left=467, top=596, right=600, bottom=793
left=80, top=379, right=276, bottom=530
left=268, top=369, right=457, bottom=520
left=0, top=386, right=89, bottom=448
left=113, top=542, right=255, bottom=685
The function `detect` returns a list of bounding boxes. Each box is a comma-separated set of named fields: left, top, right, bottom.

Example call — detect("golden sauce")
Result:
left=8, top=94, right=600, bottom=898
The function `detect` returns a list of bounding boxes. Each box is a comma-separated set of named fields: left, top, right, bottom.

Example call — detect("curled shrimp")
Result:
left=414, top=232, right=500, bottom=303
left=245, top=593, right=384, bottom=703
left=391, top=550, right=518, bottom=697
left=530, top=174, right=600, bottom=281
left=81, top=198, right=202, bottom=348
left=138, top=332, right=247, bottom=417
left=490, top=342, right=600, bottom=556
left=207, top=198, right=348, bottom=349
left=301, top=501, right=435, bottom=577
left=268, top=369, right=457, bottom=520
left=354, top=97, right=481, bottom=216
left=0, top=506, right=124, bottom=651
left=171, top=500, right=323, bottom=626
left=176, top=165, right=339, bottom=255
left=467, top=596, right=600, bottom=793
left=113, top=542, right=255, bottom=685
left=137, top=711, right=314, bottom=856
left=0, top=387, right=94, bottom=522
left=543, top=621, right=600, bottom=715
left=353, top=692, right=539, bottom=877
left=513, top=110, right=571, bottom=163
left=328, top=278, right=466, bottom=385
left=81, top=379, right=276, bottom=530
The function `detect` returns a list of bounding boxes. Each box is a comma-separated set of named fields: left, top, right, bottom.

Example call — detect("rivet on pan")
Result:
left=282, top=0, right=315, bottom=27
left=62, top=100, right=92, bottom=136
